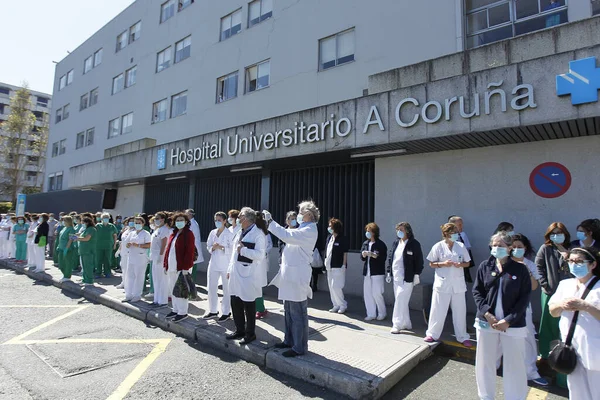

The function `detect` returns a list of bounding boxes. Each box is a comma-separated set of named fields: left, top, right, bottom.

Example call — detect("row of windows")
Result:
left=55, top=104, right=70, bottom=123
left=156, top=36, right=191, bottom=73
left=152, top=91, right=187, bottom=123
left=109, top=112, right=134, bottom=138
left=83, top=49, right=103, bottom=74
left=160, top=0, right=194, bottom=24
left=117, top=21, right=142, bottom=52
left=112, top=65, right=137, bottom=95
left=220, top=0, right=273, bottom=42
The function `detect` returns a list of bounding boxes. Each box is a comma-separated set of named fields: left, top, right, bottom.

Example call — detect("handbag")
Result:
left=37, top=236, right=47, bottom=248
left=548, top=276, right=599, bottom=375
left=311, top=248, right=324, bottom=269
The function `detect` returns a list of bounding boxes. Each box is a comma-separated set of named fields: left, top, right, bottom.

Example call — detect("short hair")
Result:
left=240, top=207, right=257, bottom=223
left=365, top=222, right=380, bottom=240
left=101, top=212, right=111, bottom=219
left=395, top=222, right=415, bottom=239
left=40, top=213, right=49, bottom=221
left=62, top=216, right=74, bottom=227
left=228, top=209, right=240, bottom=219
left=448, top=216, right=462, bottom=224
left=329, top=218, right=343, bottom=235
left=441, top=223, right=458, bottom=237
left=298, top=200, right=320, bottom=222
left=489, top=231, right=514, bottom=247
left=214, top=211, right=227, bottom=221
left=185, top=209, right=195, bottom=217
left=494, top=222, right=514, bottom=234
left=82, top=216, right=95, bottom=227
left=544, top=222, right=571, bottom=246
left=285, top=211, right=298, bottom=221
left=133, top=216, right=145, bottom=224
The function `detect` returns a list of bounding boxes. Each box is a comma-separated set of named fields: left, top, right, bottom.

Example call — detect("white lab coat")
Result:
left=26, top=221, right=39, bottom=266
left=150, top=225, right=172, bottom=305
left=207, top=227, right=234, bottom=314
left=268, top=221, right=318, bottom=302
left=189, top=218, right=204, bottom=263
left=227, top=224, right=266, bottom=302
left=207, top=228, right=234, bottom=272
left=125, top=229, right=151, bottom=301
left=256, top=233, right=272, bottom=288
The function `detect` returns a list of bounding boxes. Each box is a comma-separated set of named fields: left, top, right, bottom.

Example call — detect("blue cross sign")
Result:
left=157, top=149, right=166, bottom=170
left=556, top=57, right=600, bottom=105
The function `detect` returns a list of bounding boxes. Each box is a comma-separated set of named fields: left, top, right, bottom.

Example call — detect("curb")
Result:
left=434, top=340, right=476, bottom=362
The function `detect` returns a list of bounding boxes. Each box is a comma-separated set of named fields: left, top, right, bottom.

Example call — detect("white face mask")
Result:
left=296, top=214, right=304, bottom=225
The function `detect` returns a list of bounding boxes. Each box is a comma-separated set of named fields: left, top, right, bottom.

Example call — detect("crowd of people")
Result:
left=1, top=207, right=598, bottom=399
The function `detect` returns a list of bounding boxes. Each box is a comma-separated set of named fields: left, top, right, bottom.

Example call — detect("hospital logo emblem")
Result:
left=157, top=149, right=166, bottom=170
left=556, top=57, right=600, bottom=105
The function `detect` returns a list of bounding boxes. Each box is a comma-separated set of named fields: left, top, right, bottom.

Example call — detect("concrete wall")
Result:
left=107, top=184, right=145, bottom=217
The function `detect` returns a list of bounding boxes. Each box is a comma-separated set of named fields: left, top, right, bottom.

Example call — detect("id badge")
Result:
left=476, top=318, right=490, bottom=329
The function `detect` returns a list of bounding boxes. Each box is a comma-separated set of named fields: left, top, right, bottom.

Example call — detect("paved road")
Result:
left=0, top=267, right=569, bottom=400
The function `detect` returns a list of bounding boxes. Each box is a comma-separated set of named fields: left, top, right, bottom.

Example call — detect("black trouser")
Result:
left=231, top=295, right=256, bottom=337
left=311, top=268, right=321, bottom=291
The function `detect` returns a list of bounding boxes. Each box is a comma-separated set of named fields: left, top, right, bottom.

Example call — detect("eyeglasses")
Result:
left=567, top=259, right=589, bottom=264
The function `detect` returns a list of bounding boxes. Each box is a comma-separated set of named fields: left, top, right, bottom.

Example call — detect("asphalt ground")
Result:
left=0, top=267, right=570, bottom=400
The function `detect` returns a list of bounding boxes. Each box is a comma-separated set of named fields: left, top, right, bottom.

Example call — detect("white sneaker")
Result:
left=59, top=278, right=71, bottom=283
left=390, top=327, right=401, bottom=334
left=116, top=284, right=124, bottom=289
left=329, top=307, right=340, bottom=313
left=364, top=316, right=376, bottom=321
left=377, top=315, right=387, bottom=321
left=337, top=308, right=347, bottom=314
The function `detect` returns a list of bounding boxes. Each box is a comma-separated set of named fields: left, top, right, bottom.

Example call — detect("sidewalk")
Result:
left=0, top=258, right=473, bottom=399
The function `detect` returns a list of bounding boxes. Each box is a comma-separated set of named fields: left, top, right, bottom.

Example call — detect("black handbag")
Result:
left=548, top=276, right=599, bottom=375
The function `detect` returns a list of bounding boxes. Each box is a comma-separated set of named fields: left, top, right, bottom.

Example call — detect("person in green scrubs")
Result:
left=53, top=213, right=65, bottom=266
left=95, top=212, right=118, bottom=278
left=12, top=217, right=29, bottom=262
left=58, top=216, right=77, bottom=282
left=76, top=216, right=97, bottom=285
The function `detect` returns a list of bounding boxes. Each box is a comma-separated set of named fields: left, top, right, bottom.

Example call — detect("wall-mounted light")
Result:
left=165, top=175, right=187, bottom=181
left=123, top=181, right=140, bottom=186
left=230, top=166, right=262, bottom=173
left=350, top=149, right=407, bottom=158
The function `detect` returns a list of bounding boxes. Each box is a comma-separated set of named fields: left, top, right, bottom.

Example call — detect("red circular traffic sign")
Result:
left=529, top=162, right=571, bottom=199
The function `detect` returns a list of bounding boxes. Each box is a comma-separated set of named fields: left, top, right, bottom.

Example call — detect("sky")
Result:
left=1, top=0, right=135, bottom=95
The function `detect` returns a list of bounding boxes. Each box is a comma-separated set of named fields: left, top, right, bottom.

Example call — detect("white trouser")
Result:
left=567, top=358, right=600, bottom=400
left=476, top=329, right=528, bottom=400
left=27, top=241, right=34, bottom=265
left=152, top=257, right=169, bottom=305
left=392, top=280, right=414, bottom=330
left=207, top=267, right=230, bottom=314
left=120, top=254, right=129, bottom=289
left=168, top=271, right=189, bottom=315
left=426, top=290, right=469, bottom=342
left=125, top=255, right=147, bottom=301
left=0, top=238, right=6, bottom=258
left=34, top=245, right=45, bottom=272
left=363, top=274, right=386, bottom=318
left=328, top=267, right=347, bottom=310
left=9, top=240, right=15, bottom=258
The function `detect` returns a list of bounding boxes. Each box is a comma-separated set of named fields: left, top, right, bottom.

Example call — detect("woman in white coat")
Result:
left=116, top=219, right=135, bottom=290
left=150, top=212, right=172, bottom=306
left=26, top=215, right=39, bottom=268
left=124, top=217, right=151, bottom=303
left=255, top=231, right=272, bottom=319
left=204, top=211, right=233, bottom=322
left=225, top=207, right=267, bottom=345
left=549, top=247, right=600, bottom=400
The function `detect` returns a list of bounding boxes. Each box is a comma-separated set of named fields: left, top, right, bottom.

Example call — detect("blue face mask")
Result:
left=236, top=218, right=240, bottom=225
left=577, top=231, right=587, bottom=241
left=397, top=230, right=405, bottom=239
left=506, top=231, right=515, bottom=237
left=134, top=223, right=143, bottom=231
left=550, top=234, right=565, bottom=245
left=512, top=248, right=526, bottom=258
left=327, top=227, right=333, bottom=234
left=227, top=218, right=234, bottom=225
left=365, top=231, right=372, bottom=240
left=128, top=222, right=135, bottom=228
left=175, top=221, right=185, bottom=230
left=449, top=233, right=460, bottom=242
left=215, top=221, right=223, bottom=229
left=569, top=262, right=590, bottom=278
left=18, top=220, right=24, bottom=225
left=491, top=246, right=509, bottom=259
left=102, top=218, right=109, bottom=224
left=290, top=220, right=298, bottom=228
left=296, top=214, right=304, bottom=225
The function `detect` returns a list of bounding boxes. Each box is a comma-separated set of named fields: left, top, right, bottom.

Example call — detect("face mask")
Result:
left=155, top=219, right=162, bottom=227
left=236, top=218, right=240, bottom=225
left=215, top=221, right=223, bottom=229
left=491, top=246, right=509, bottom=259
left=18, top=220, right=23, bottom=225
left=569, top=262, right=590, bottom=278
left=449, top=233, right=460, bottom=242
left=506, top=231, right=515, bottom=237
left=296, top=214, right=304, bottom=225
left=175, top=221, right=185, bottom=230
left=290, top=220, right=298, bottom=228
left=83, top=223, right=88, bottom=228
left=96, top=218, right=101, bottom=222
left=397, top=230, right=405, bottom=239
left=550, top=234, right=565, bottom=245
left=102, top=218, right=109, bottom=224
left=116, top=219, right=122, bottom=223
left=576, top=231, right=587, bottom=241
left=365, top=231, right=372, bottom=240
left=228, top=218, right=234, bottom=225
left=327, top=227, right=334, bottom=234
left=128, top=222, right=135, bottom=228
left=49, top=217, right=54, bottom=221
left=135, top=223, right=143, bottom=231
left=512, top=248, right=526, bottom=258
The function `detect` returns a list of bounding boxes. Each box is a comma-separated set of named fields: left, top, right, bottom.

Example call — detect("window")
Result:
left=125, top=66, right=137, bottom=88
left=178, top=0, right=194, bottom=11
left=161, top=0, right=176, bottom=23
left=319, top=28, right=355, bottom=71
left=121, top=112, right=134, bottom=134
left=90, top=88, right=99, bottom=106
left=217, top=72, right=238, bottom=103
left=0, top=87, right=9, bottom=95
left=36, top=97, right=49, bottom=107
left=59, top=139, right=66, bottom=155
left=248, top=0, right=273, bottom=27
left=84, top=56, right=93, bottom=74
left=0, top=104, right=5, bottom=114
left=112, top=73, right=124, bottom=94
left=220, top=9, right=242, bottom=41
left=76, top=132, right=85, bottom=149
left=67, top=70, right=74, bottom=85
left=594, top=0, right=600, bottom=15
left=27, top=156, right=39, bottom=165
left=33, top=111, right=44, bottom=122
left=116, top=30, right=128, bottom=52
left=56, top=174, right=63, bottom=190
left=59, top=75, right=66, bottom=90
left=245, top=60, right=270, bottom=93
left=108, top=118, right=121, bottom=137
left=62, top=104, right=70, bottom=120
left=94, top=48, right=103, bottom=67
left=129, top=21, right=141, bottom=44
left=48, top=176, right=55, bottom=191
left=80, top=93, right=89, bottom=110
left=175, top=36, right=191, bottom=63
left=86, top=128, right=95, bottom=146
left=52, top=142, right=59, bottom=157
left=156, top=47, right=171, bottom=72
left=26, top=171, right=37, bottom=183
left=55, top=108, right=63, bottom=124
left=465, top=0, right=568, bottom=49
left=171, top=92, right=187, bottom=117
left=152, top=99, right=168, bottom=123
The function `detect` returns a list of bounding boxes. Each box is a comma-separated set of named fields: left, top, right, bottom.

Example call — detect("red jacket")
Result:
left=164, top=227, right=195, bottom=271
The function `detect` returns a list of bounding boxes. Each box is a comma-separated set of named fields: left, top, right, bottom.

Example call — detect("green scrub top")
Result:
left=95, top=223, right=118, bottom=247
left=78, top=226, right=97, bottom=255
left=58, top=226, right=76, bottom=250
left=12, top=223, right=29, bottom=242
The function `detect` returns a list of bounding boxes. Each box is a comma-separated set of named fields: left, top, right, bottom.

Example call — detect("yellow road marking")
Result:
left=0, top=305, right=83, bottom=308
left=527, top=387, right=548, bottom=399
left=14, top=339, right=167, bottom=345
left=106, top=339, right=172, bottom=400
left=3, top=306, right=90, bottom=344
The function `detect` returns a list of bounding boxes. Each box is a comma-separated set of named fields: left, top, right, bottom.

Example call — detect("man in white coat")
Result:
left=186, top=209, right=204, bottom=282
left=263, top=200, right=319, bottom=357
left=226, top=207, right=266, bottom=345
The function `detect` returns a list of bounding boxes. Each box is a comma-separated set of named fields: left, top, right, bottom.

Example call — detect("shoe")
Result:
left=239, top=335, right=256, bottom=345
left=282, top=349, right=301, bottom=358
left=203, top=312, right=219, bottom=320
left=531, top=377, right=549, bottom=386
left=461, top=340, right=473, bottom=348
left=256, top=311, right=268, bottom=319
left=274, top=342, right=291, bottom=349
left=364, top=316, right=376, bottom=321
left=94, top=275, right=102, bottom=279
left=390, top=327, right=401, bottom=334
left=329, top=307, right=340, bottom=313
left=165, top=312, right=177, bottom=319
left=130, top=297, right=141, bottom=303
left=424, top=336, right=436, bottom=343
left=59, top=278, right=71, bottom=283
left=172, top=314, right=188, bottom=322
left=104, top=274, right=112, bottom=278
left=226, top=332, right=245, bottom=340
left=116, top=284, right=124, bottom=289
left=377, top=315, right=387, bottom=321
left=121, top=298, right=132, bottom=303
left=337, top=308, right=347, bottom=314
left=218, top=314, right=231, bottom=322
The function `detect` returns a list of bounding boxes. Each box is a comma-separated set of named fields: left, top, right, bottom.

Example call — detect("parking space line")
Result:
left=527, top=387, right=549, bottom=399
left=107, top=339, right=172, bottom=400
left=3, top=306, right=90, bottom=344
left=0, top=305, right=83, bottom=308
left=15, top=338, right=167, bottom=345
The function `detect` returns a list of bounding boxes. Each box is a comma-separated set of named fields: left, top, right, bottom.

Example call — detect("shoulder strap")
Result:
left=565, top=276, right=599, bottom=346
